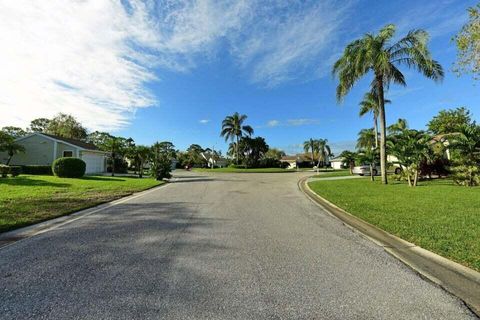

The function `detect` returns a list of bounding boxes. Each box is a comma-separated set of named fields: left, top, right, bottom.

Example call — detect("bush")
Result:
left=21, top=165, right=52, bottom=175
left=9, top=166, right=21, bottom=177
left=0, top=165, right=9, bottom=178
left=52, top=157, right=86, bottom=178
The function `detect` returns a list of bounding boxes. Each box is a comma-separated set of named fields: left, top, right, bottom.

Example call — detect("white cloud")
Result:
left=267, top=120, right=280, bottom=127
left=286, top=118, right=320, bottom=126
left=199, top=119, right=210, bottom=124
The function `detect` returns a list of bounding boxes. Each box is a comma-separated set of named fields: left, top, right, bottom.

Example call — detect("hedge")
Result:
left=20, top=165, right=52, bottom=175
left=0, top=165, right=22, bottom=177
left=52, top=157, right=86, bottom=178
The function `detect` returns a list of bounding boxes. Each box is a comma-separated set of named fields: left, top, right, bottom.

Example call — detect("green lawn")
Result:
left=308, top=178, right=480, bottom=271
left=193, top=167, right=293, bottom=173
left=311, top=169, right=351, bottom=179
left=0, top=175, right=163, bottom=233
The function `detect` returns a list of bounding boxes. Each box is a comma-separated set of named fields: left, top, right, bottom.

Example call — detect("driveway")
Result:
left=0, top=170, right=475, bottom=319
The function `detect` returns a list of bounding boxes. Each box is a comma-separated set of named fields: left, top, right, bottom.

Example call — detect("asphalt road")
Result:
left=0, top=171, right=476, bottom=319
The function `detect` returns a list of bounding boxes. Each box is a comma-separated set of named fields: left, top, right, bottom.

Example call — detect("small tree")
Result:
left=387, top=129, right=432, bottom=187
left=448, top=124, right=480, bottom=186
left=132, top=145, right=151, bottom=178
left=151, top=141, right=175, bottom=180
left=339, top=150, right=356, bottom=174
left=0, top=132, right=25, bottom=165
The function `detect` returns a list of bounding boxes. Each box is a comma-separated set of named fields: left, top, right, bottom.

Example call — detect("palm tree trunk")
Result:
left=236, top=136, right=239, bottom=165
left=413, top=169, right=419, bottom=187
left=311, top=148, right=315, bottom=168
left=111, top=152, right=115, bottom=177
left=6, top=154, right=12, bottom=165
left=373, top=115, right=379, bottom=149
left=377, top=77, right=388, bottom=185
left=370, top=163, right=375, bottom=181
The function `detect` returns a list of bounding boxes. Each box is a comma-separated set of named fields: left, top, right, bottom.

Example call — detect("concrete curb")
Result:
left=0, top=182, right=170, bottom=249
left=298, top=176, right=480, bottom=317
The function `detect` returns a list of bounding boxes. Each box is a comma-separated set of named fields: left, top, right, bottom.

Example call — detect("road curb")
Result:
left=298, top=176, right=480, bottom=317
left=0, top=182, right=170, bottom=249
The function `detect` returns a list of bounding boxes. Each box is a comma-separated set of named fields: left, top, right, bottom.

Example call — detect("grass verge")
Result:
left=308, top=177, right=480, bottom=271
left=0, top=175, right=163, bottom=233
left=311, top=170, right=351, bottom=178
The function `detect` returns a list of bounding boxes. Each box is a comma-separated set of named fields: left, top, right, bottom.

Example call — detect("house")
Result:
left=329, top=156, right=345, bottom=170
left=0, top=133, right=107, bottom=174
left=280, top=154, right=315, bottom=169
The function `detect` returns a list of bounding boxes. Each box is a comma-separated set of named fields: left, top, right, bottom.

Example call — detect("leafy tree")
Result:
left=359, top=91, right=390, bottom=148
left=86, top=131, right=113, bottom=150
left=221, top=113, right=254, bottom=164
left=239, top=136, right=269, bottom=168
left=131, top=145, right=151, bottom=178
left=339, top=150, right=356, bottom=174
left=29, top=118, right=50, bottom=133
left=46, top=113, right=88, bottom=140
left=1, top=126, right=27, bottom=138
left=264, top=148, right=285, bottom=161
left=453, top=3, right=480, bottom=79
left=448, top=124, right=480, bottom=186
left=333, top=24, right=443, bottom=184
left=151, top=141, right=176, bottom=180
left=0, top=132, right=25, bottom=165
left=303, top=138, right=316, bottom=166
left=427, top=107, right=473, bottom=135
left=387, top=129, right=432, bottom=187
left=104, top=136, right=124, bottom=177
left=186, top=144, right=206, bottom=167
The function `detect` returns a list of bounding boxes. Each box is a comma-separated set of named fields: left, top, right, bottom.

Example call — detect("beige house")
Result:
left=0, top=133, right=107, bottom=174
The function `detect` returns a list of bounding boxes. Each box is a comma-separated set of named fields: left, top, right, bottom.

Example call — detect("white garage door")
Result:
left=81, top=153, right=105, bottom=174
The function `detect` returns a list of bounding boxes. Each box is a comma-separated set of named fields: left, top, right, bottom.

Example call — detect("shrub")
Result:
left=0, top=164, right=9, bottom=178
left=9, top=166, right=21, bottom=177
left=52, top=157, right=86, bottom=178
left=450, top=163, right=480, bottom=186
left=21, top=165, right=52, bottom=175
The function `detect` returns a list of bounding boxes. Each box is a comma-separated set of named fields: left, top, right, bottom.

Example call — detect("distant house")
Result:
left=329, top=156, right=345, bottom=170
left=280, top=154, right=314, bottom=169
left=0, top=133, right=107, bottom=174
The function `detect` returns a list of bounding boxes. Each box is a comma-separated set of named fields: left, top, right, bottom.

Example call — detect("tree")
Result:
left=387, top=129, right=432, bottom=187
left=314, top=139, right=332, bottom=168
left=453, top=3, right=480, bottom=79
left=239, top=136, right=269, bottom=168
left=29, top=118, right=50, bottom=133
left=339, top=150, right=356, bottom=174
left=220, top=113, right=254, bottom=164
left=150, top=141, right=175, bottom=180
left=0, top=132, right=25, bottom=165
left=45, top=113, right=88, bottom=140
left=448, top=124, right=480, bottom=186
left=388, top=118, right=409, bottom=135
left=1, top=126, right=27, bottom=139
left=132, top=145, right=151, bottom=178
left=427, top=107, right=473, bottom=135
left=333, top=24, right=444, bottom=184
left=86, top=131, right=114, bottom=150
left=303, top=138, right=316, bottom=167
left=186, top=144, right=206, bottom=167
left=359, top=91, right=390, bottom=148
left=264, top=148, right=285, bottom=161
left=356, top=128, right=378, bottom=181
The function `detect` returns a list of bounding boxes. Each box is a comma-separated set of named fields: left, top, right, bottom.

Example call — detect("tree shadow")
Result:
left=0, top=177, right=70, bottom=188
left=81, top=176, right=127, bottom=182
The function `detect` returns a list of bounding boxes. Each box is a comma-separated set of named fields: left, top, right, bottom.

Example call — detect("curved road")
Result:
left=0, top=171, right=476, bottom=319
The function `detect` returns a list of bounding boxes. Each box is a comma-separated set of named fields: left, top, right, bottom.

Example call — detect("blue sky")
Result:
left=1, top=0, right=479, bottom=155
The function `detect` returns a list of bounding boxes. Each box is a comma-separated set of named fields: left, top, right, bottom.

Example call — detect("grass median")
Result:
left=308, top=177, right=480, bottom=271
left=0, top=175, right=163, bottom=233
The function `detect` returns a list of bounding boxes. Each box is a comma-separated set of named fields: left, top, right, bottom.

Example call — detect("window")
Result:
left=63, top=150, right=74, bottom=157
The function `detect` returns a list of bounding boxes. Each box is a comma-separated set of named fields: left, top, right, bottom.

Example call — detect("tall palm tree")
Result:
left=359, top=91, right=390, bottom=148
left=303, top=138, right=316, bottom=166
left=221, top=112, right=254, bottom=164
left=315, top=139, right=332, bottom=168
left=333, top=24, right=443, bottom=184
left=388, top=118, right=409, bottom=135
